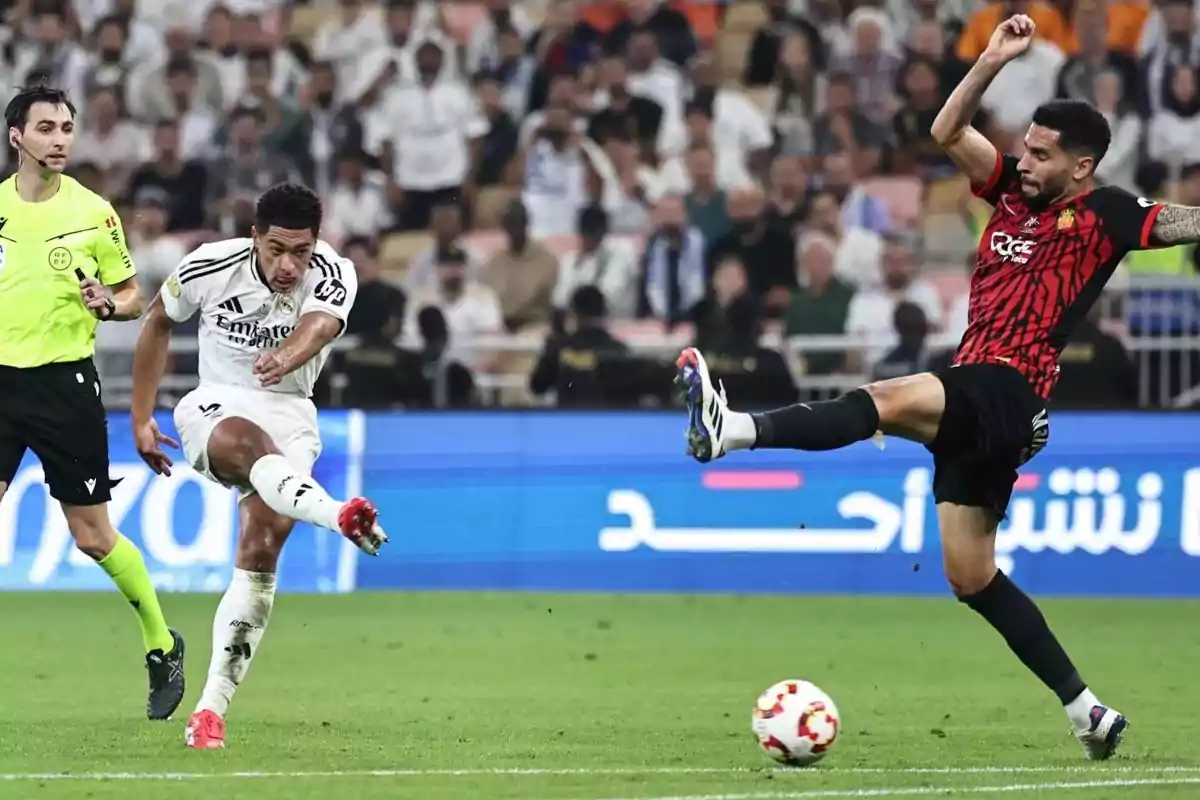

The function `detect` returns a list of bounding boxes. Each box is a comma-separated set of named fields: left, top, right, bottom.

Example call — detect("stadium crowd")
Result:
left=9, top=0, right=1199, bottom=409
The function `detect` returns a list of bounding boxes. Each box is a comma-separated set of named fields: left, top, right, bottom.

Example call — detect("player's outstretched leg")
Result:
left=940, top=503, right=1127, bottom=760
left=63, top=504, right=186, bottom=720
left=675, top=347, right=943, bottom=461
left=187, top=496, right=290, bottom=750
left=205, top=416, right=388, bottom=555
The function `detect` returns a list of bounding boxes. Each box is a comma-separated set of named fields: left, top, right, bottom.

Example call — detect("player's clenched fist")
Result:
left=984, top=14, right=1035, bottom=62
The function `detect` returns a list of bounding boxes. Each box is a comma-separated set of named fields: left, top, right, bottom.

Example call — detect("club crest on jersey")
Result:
left=47, top=246, right=72, bottom=271
left=1057, top=208, right=1075, bottom=230
left=277, top=295, right=296, bottom=314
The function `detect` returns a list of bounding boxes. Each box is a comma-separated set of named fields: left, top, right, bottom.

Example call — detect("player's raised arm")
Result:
left=931, top=15, right=1036, bottom=186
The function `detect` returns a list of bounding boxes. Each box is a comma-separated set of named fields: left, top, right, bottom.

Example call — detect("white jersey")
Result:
left=160, top=238, right=358, bottom=397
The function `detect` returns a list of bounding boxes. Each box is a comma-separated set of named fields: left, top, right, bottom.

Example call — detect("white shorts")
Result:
left=173, top=384, right=322, bottom=497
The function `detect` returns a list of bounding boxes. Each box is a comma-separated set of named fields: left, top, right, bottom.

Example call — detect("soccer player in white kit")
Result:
left=128, top=184, right=388, bottom=749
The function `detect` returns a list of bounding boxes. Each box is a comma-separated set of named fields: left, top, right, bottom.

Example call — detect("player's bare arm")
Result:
left=252, top=310, right=343, bottom=388
left=129, top=294, right=179, bottom=475
left=77, top=272, right=142, bottom=321
left=1148, top=204, right=1200, bottom=246
left=931, top=15, right=1035, bottom=186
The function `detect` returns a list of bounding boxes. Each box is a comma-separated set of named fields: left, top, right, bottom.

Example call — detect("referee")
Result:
left=0, top=86, right=185, bottom=720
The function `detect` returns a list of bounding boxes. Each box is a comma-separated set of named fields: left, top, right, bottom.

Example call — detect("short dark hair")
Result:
left=570, top=285, right=607, bottom=319
left=5, top=85, right=75, bottom=130
left=343, top=235, right=378, bottom=257
left=255, top=183, right=322, bottom=235
left=245, top=48, right=273, bottom=70
left=578, top=204, right=608, bottom=236
left=1031, top=99, right=1112, bottom=168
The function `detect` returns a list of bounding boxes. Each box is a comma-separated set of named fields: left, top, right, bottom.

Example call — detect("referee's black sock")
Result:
left=961, top=571, right=1087, bottom=705
left=750, top=389, right=880, bottom=451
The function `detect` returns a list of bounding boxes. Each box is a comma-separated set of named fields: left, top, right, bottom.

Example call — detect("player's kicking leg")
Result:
left=675, top=348, right=1126, bottom=759
left=186, top=495, right=293, bottom=749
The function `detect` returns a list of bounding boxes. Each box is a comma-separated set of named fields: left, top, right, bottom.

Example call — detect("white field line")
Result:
left=602, top=776, right=1200, bottom=800
left=0, top=766, right=1197, bottom=782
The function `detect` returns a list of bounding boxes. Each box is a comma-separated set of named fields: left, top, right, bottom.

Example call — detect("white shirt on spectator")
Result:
left=403, top=281, right=504, bottom=368
left=1096, top=112, right=1142, bottom=194
left=383, top=80, right=488, bottom=190
left=657, top=144, right=755, bottom=194
left=522, top=138, right=589, bottom=238
left=552, top=238, right=640, bottom=319
left=13, top=43, right=89, bottom=110
left=72, top=120, right=153, bottom=170
left=628, top=60, right=685, bottom=138
left=405, top=241, right=487, bottom=294
left=980, top=41, right=1064, bottom=132
left=313, top=6, right=388, bottom=91
left=830, top=227, right=884, bottom=288
left=845, top=279, right=944, bottom=367
left=178, top=107, right=221, bottom=161
left=662, top=87, right=774, bottom=157
left=1147, top=109, right=1200, bottom=167
left=324, top=173, right=393, bottom=246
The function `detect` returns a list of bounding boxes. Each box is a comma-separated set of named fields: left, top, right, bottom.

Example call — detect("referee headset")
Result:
left=6, top=103, right=50, bottom=170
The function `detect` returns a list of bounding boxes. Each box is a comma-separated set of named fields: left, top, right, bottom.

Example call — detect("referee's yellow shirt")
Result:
left=0, top=175, right=136, bottom=368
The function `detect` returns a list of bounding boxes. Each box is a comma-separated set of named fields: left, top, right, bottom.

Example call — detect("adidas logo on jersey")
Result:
left=218, top=297, right=244, bottom=314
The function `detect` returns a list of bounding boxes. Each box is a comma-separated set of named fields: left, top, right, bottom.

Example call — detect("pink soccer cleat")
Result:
left=185, top=710, right=225, bottom=749
left=337, top=497, right=388, bottom=555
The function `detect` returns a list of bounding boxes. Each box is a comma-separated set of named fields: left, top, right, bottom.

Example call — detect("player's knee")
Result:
left=946, top=562, right=997, bottom=599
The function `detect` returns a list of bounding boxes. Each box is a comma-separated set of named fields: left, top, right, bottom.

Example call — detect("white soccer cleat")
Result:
left=675, top=348, right=730, bottom=463
left=1074, top=705, right=1129, bottom=761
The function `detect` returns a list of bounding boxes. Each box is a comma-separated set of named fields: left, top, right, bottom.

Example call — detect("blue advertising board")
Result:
left=2, top=411, right=1199, bottom=597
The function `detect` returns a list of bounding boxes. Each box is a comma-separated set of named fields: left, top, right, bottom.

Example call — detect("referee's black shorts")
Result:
left=926, top=363, right=1049, bottom=521
left=0, top=358, right=112, bottom=505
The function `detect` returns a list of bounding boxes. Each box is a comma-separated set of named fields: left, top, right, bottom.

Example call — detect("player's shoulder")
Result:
left=1082, top=184, right=1159, bottom=214
left=176, top=238, right=254, bottom=286
left=309, top=239, right=356, bottom=280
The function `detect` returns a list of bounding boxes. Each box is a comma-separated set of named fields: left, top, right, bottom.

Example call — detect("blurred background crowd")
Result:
left=14, top=0, right=1200, bottom=409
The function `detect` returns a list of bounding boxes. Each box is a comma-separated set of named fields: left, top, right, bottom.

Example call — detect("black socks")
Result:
left=751, top=389, right=880, bottom=451
left=961, top=571, right=1086, bottom=704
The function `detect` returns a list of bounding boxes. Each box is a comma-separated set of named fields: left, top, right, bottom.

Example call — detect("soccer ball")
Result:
left=751, top=679, right=841, bottom=767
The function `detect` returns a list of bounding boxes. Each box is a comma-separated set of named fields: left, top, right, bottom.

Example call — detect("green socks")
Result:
left=97, top=534, right=174, bottom=654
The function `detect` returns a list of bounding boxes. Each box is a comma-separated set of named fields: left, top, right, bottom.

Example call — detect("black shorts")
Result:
left=0, top=358, right=112, bottom=505
left=926, top=363, right=1049, bottom=520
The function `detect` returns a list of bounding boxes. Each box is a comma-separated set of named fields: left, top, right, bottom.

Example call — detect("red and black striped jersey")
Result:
left=955, top=152, right=1163, bottom=399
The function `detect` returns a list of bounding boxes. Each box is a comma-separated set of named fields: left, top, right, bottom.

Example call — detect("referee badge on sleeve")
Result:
left=167, top=275, right=181, bottom=298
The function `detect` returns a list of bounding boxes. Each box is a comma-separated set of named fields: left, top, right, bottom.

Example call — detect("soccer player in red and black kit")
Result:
left=674, top=15, right=1200, bottom=759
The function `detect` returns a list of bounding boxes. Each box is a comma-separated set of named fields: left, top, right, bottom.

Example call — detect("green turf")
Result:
left=0, top=592, right=1196, bottom=800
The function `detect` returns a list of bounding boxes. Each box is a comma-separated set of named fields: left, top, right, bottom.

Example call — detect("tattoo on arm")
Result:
left=1150, top=204, right=1200, bottom=246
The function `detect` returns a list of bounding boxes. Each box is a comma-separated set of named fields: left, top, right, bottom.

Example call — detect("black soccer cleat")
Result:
left=145, top=628, right=186, bottom=721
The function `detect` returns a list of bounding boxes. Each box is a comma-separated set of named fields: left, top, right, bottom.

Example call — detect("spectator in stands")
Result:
left=312, top=0, right=388, bottom=92
left=103, top=0, right=165, bottom=69
left=554, top=204, right=639, bottom=320
left=485, top=199, right=560, bottom=332
left=126, top=187, right=188, bottom=298
left=693, top=255, right=750, bottom=351
left=127, top=25, right=224, bottom=123
left=890, top=57, right=969, bottom=180
left=1051, top=304, right=1137, bottom=409
left=871, top=301, right=949, bottom=381
left=638, top=194, right=707, bottom=328
left=821, top=153, right=890, bottom=235
left=807, top=188, right=882, bottom=288
left=478, top=25, right=535, bottom=122
left=658, top=100, right=754, bottom=195
left=404, top=244, right=504, bottom=371
left=525, top=0, right=603, bottom=113
left=588, top=56, right=665, bottom=156
left=14, top=5, right=88, bottom=107
left=72, top=84, right=152, bottom=198
left=902, top=20, right=967, bottom=101
left=468, top=0, right=536, bottom=75
left=764, top=154, right=810, bottom=235
left=887, top=0, right=969, bottom=45
left=344, top=236, right=408, bottom=341
left=407, top=202, right=485, bottom=292
left=339, top=294, right=427, bottom=410
left=704, top=293, right=798, bottom=409
left=845, top=231, right=943, bottom=371
left=1148, top=64, right=1200, bottom=178
left=531, top=285, right=633, bottom=407
left=325, top=148, right=392, bottom=248
left=1055, top=2, right=1142, bottom=111
left=415, top=306, right=478, bottom=408
left=128, top=119, right=210, bottom=232
left=607, top=137, right=660, bottom=233
left=522, top=106, right=594, bottom=237
left=708, top=187, right=797, bottom=312
left=743, top=0, right=826, bottom=87
left=605, top=0, right=697, bottom=69
left=229, top=11, right=307, bottom=104
left=812, top=72, right=886, bottom=178
left=769, top=31, right=827, bottom=160
left=208, top=106, right=301, bottom=234
left=1093, top=69, right=1143, bottom=194
left=979, top=30, right=1064, bottom=142
left=389, top=2, right=462, bottom=88
left=226, top=49, right=311, bottom=179
left=830, top=7, right=902, bottom=124
left=381, top=39, right=487, bottom=231
left=957, top=0, right=1071, bottom=62
left=784, top=231, right=856, bottom=377
left=687, top=54, right=774, bottom=176
left=162, top=56, right=222, bottom=160
left=520, top=71, right=585, bottom=146
left=1141, top=1, right=1200, bottom=115
left=624, top=27, right=685, bottom=136
left=304, top=60, right=367, bottom=197
left=682, top=143, right=731, bottom=245
left=85, top=16, right=134, bottom=98
left=472, top=71, right=521, bottom=187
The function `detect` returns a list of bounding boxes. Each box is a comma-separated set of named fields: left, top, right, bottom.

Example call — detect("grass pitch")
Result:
left=0, top=592, right=1196, bottom=799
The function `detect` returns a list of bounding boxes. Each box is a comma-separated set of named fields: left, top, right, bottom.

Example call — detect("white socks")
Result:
left=723, top=411, right=758, bottom=452
left=248, top=453, right=343, bottom=531
left=197, top=569, right=276, bottom=717
left=1065, top=687, right=1101, bottom=731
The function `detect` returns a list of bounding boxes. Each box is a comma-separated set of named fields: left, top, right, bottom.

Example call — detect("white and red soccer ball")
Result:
left=751, top=679, right=841, bottom=766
